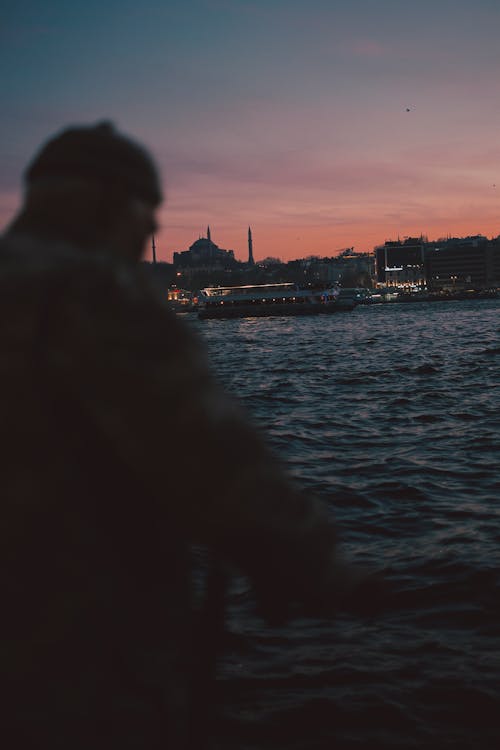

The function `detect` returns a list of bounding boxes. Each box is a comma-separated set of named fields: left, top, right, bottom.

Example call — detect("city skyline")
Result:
left=2, top=0, right=500, bottom=262
left=164, top=224, right=495, bottom=265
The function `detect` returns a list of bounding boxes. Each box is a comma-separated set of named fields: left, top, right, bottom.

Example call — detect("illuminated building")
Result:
left=374, top=237, right=426, bottom=288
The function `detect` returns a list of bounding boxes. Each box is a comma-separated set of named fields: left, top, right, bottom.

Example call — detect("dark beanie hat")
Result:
left=25, top=121, right=162, bottom=206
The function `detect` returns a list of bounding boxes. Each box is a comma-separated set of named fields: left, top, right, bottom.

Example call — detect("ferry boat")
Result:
left=197, top=283, right=356, bottom=320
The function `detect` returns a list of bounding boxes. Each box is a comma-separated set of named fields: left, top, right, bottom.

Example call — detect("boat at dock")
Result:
left=197, top=283, right=356, bottom=319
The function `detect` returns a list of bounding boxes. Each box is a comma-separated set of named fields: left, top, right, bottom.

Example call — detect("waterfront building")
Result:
left=374, top=237, right=426, bottom=288
left=287, top=251, right=374, bottom=286
left=333, top=249, right=374, bottom=286
left=425, top=236, right=500, bottom=290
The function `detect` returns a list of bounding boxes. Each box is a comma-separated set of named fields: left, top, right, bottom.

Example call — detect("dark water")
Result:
left=189, top=299, right=500, bottom=749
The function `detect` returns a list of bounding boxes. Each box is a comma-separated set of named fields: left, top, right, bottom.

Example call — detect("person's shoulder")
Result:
left=0, top=231, right=200, bottom=349
left=0, top=232, right=158, bottom=304
left=0, top=232, right=88, bottom=277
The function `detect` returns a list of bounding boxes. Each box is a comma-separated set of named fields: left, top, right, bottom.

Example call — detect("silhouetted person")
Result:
left=1, top=123, right=368, bottom=748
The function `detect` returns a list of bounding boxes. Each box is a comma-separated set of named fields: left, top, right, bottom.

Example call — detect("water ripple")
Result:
left=189, top=298, right=500, bottom=748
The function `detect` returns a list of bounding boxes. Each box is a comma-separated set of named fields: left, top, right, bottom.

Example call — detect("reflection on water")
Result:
left=189, top=299, right=500, bottom=749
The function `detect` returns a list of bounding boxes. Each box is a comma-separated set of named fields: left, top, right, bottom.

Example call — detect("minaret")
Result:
left=207, top=226, right=211, bottom=244
left=248, top=226, right=254, bottom=265
left=151, top=234, right=157, bottom=265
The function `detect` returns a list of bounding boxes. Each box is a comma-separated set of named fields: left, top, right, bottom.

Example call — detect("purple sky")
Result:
left=2, top=0, right=500, bottom=262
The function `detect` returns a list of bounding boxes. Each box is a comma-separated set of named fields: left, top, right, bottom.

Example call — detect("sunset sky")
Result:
left=2, top=0, right=500, bottom=263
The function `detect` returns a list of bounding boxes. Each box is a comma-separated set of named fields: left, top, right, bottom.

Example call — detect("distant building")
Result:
left=283, top=251, right=373, bottom=287
left=372, top=234, right=500, bottom=291
left=425, top=236, right=499, bottom=290
left=374, top=237, right=426, bottom=288
left=333, top=250, right=374, bottom=285
left=173, top=226, right=236, bottom=272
